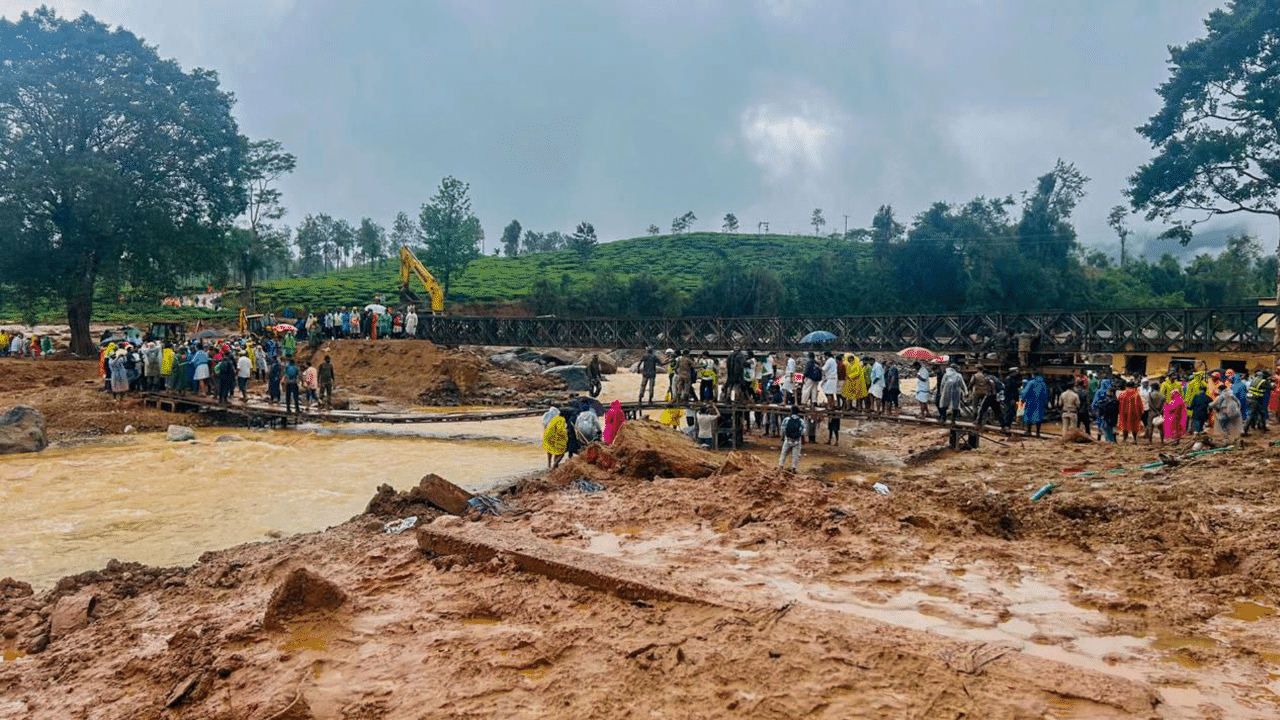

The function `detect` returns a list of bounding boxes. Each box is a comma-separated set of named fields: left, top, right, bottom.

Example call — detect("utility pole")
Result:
left=843, top=214, right=849, bottom=237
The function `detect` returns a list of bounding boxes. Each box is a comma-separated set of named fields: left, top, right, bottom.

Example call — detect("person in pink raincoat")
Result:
left=602, top=400, right=626, bottom=444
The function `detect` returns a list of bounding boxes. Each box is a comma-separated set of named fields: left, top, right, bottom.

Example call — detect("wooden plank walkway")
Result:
left=143, top=391, right=1054, bottom=443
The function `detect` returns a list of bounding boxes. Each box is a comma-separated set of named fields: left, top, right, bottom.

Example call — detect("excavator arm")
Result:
left=398, top=245, right=445, bottom=314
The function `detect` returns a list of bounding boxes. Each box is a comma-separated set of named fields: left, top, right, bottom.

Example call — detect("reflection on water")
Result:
left=0, top=431, right=543, bottom=588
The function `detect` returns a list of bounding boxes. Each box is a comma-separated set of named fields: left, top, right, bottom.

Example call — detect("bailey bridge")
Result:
left=417, top=305, right=1280, bottom=355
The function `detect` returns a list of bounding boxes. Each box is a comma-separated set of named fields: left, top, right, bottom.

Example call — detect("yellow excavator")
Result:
left=398, top=245, right=445, bottom=314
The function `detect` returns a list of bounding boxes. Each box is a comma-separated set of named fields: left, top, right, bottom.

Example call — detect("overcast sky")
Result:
left=3, top=0, right=1263, bottom=260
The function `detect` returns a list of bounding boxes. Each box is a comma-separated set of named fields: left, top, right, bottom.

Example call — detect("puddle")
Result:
left=518, top=660, right=552, bottom=680
left=1150, top=634, right=1220, bottom=651
left=278, top=623, right=335, bottom=653
left=1, top=649, right=26, bottom=662
left=1226, top=600, right=1277, bottom=622
left=461, top=616, right=502, bottom=626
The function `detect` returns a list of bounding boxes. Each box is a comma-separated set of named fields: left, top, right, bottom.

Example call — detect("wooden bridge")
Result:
left=416, top=305, right=1280, bottom=354
left=142, top=391, right=1040, bottom=448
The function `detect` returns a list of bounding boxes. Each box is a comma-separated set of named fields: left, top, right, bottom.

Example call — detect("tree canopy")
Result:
left=1127, top=0, right=1280, bottom=303
left=418, top=176, right=482, bottom=298
left=0, top=8, right=246, bottom=352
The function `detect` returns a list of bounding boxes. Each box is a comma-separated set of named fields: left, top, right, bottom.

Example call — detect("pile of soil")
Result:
left=0, top=358, right=206, bottom=442
left=295, top=340, right=566, bottom=408
left=4, top=413, right=1280, bottom=716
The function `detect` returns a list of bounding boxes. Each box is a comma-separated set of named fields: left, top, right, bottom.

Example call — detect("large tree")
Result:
left=501, top=219, right=522, bottom=257
left=356, top=217, right=386, bottom=270
left=568, top=221, right=597, bottom=259
left=236, top=139, right=295, bottom=310
left=0, top=9, right=245, bottom=354
left=418, top=176, right=482, bottom=298
left=1126, top=0, right=1280, bottom=315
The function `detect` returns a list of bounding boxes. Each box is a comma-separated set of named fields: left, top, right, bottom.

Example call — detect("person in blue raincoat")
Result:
left=1020, top=371, right=1049, bottom=438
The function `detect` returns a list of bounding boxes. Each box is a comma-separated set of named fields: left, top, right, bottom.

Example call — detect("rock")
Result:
left=49, top=592, right=96, bottom=639
left=25, top=631, right=48, bottom=654
left=416, top=473, right=476, bottom=516
left=539, top=348, right=580, bottom=366
left=164, top=672, right=204, bottom=708
left=330, top=390, right=352, bottom=410
left=544, top=365, right=591, bottom=392
left=122, top=425, right=136, bottom=434
left=0, top=578, right=33, bottom=599
left=166, top=425, right=196, bottom=442
left=215, top=435, right=242, bottom=443
left=262, top=568, right=347, bottom=631
left=488, top=352, right=523, bottom=370
left=575, top=354, right=618, bottom=374
left=1061, top=429, right=1094, bottom=444
left=0, top=405, right=47, bottom=454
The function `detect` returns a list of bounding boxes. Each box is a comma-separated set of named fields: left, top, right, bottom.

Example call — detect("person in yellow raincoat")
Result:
left=659, top=391, right=684, bottom=429
left=160, top=343, right=176, bottom=391
left=542, top=410, right=568, bottom=469
left=842, top=354, right=868, bottom=407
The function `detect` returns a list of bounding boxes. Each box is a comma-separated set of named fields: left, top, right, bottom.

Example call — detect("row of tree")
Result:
left=500, top=221, right=598, bottom=258
left=2, top=2, right=1278, bottom=353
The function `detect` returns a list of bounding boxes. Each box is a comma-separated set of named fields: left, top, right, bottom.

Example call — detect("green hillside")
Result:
left=257, top=232, right=859, bottom=311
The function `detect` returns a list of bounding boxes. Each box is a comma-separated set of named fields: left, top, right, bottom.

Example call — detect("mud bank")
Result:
left=3, top=420, right=1279, bottom=718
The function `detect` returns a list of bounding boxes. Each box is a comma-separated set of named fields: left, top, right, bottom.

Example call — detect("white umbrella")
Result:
left=364, top=303, right=387, bottom=314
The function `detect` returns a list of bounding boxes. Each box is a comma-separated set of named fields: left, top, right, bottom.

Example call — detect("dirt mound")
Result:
left=296, top=340, right=567, bottom=408
left=262, top=568, right=347, bottom=631
left=0, top=358, right=208, bottom=441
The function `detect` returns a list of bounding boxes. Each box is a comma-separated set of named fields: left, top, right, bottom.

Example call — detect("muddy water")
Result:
left=0, top=432, right=543, bottom=588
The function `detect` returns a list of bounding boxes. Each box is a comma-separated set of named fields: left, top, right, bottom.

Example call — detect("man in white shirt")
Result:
left=695, top=402, right=720, bottom=448
left=236, top=352, right=252, bottom=401
left=821, top=351, right=839, bottom=409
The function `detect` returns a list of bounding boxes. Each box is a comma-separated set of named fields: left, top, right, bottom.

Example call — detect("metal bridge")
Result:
left=418, top=305, right=1280, bottom=355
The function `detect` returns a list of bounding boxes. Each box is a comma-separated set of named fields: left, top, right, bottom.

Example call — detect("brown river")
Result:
left=0, top=429, right=544, bottom=588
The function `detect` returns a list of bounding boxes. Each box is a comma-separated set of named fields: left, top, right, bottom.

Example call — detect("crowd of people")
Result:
left=540, top=398, right=625, bottom=469
left=270, top=305, right=419, bottom=343
left=624, top=346, right=1280, bottom=471
left=0, top=329, right=56, bottom=358
left=97, top=333, right=337, bottom=414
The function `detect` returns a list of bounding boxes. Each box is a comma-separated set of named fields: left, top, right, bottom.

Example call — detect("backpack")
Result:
left=783, top=415, right=803, bottom=440
left=805, top=361, right=822, bottom=381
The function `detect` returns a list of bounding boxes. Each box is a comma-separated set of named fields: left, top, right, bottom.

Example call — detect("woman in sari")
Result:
left=1163, top=389, right=1188, bottom=444
left=542, top=410, right=568, bottom=469
left=602, top=400, right=625, bottom=444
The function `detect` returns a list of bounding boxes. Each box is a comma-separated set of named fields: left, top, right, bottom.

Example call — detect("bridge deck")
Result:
left=415, top=306, right=1280, bottom=354
left=143, top=392, right=1042, bottom=445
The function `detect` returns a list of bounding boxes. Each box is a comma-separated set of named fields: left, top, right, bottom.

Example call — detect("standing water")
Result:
left=0, top=431, right=543, bottom=588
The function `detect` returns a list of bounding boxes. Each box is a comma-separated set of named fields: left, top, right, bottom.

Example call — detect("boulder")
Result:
left=330, top=390, right=352, bottom=410
left=544, top=365, right=592, bottom=392
left=49, top=592, right=96, bottom=639
left=0, top=406, right=47, bottom=454
left=166, top=425, right=196, bottom=442
left=215, top=435, right=243, bottom=443
left=539, top=348, right=580, bottom=366
left=576, top=353, right=617, bottom=374
left=488, top=352, right=523, bottom=370
left=263, top=568, right=347, bottom=631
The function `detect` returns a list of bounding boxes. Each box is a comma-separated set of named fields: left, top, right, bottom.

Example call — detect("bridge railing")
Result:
left=417, top=306, right=1280, bottom=354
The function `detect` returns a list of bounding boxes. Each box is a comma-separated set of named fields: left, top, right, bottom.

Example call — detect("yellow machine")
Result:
left=238, top=308, right=272, bottom=339
left=398, top=245, right=445, bottom=314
